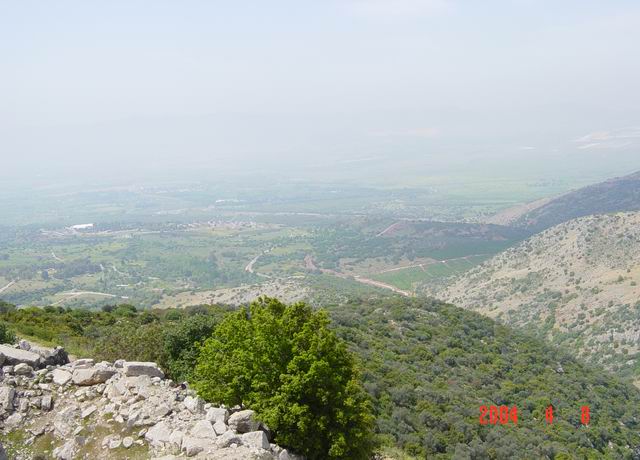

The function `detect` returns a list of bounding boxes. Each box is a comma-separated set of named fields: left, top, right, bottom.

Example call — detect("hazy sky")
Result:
left=1, top=0, right=640, bottom=182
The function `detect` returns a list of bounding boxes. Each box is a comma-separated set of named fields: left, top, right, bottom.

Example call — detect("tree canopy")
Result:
left=193, top=297, right=374, bottom=460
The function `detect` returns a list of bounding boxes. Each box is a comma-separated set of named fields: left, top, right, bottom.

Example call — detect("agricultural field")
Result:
left=0, top=221, right=312, bottom=308
left=369, top=255, right=490, bottom=292
left=0, top=176, right=576, bottom=310
left=0, top=211, right=521, bottom=309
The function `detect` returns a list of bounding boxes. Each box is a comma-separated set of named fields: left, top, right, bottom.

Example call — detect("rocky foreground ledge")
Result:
left=0, top=341, right=301, bottom=460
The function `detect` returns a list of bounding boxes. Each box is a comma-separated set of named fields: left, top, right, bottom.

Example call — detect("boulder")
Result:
left=4, top=413, right=23, bottom=429
left=184, top=395, right=205, bottom=413
left=190, top=420, right=216, bottom=439
left=0, top=387, right=15, bottom=411
left=14, top=363, right=33, bottom=375
left=52, top=368, right=73, bottom=385
left=213, top=420, right=227, bottom=435
left=228, top=409, right=260, bottom=433
left=41, top=395, right=53, bottom=411
left=123, top=436, right=134, bottom=448
left=125, top=399, right=172, bottom=427
left=0, top=442, right=7, bottom=460
left=123, top=361, right=165, bottom=379
left=72, top=366, right=116, bottom=386
left=145, top=421, right=173, bottom=446
left=242, top=431, right=269, bottom=449
left=181, top=436, right=213, bottom=457
left=169, top=430, right=184, bottom=447
left=34, top=346, right=70, bottom=367
left=0, top=345, right=41, bottom=367
left=205, top=407, right=229, bottom=424
left=18, top=340, right=31, bottom=351
left=216, top=431, right=242, bottom=448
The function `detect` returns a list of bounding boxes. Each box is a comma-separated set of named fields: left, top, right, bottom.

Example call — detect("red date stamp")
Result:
left=480, top=405, right=590, bottom=425
left=479, top=405, right=518, bottom=425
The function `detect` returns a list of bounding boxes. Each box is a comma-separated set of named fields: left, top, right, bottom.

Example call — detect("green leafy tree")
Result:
left=160, top=313, right=221, bottom=382
left=193, top=297, right=374, bottom=460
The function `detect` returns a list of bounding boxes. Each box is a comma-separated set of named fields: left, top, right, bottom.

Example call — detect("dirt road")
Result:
left=0, top=280, right=16, bottom=294
left=304, top=255, right=413, bottom=297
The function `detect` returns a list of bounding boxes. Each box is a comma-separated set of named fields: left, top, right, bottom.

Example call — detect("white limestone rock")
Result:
left=0, top=345, right=41, bottom=367
left=145, top=421, right=173, bottom=446
left=205, top=407, right=229, bottom=424
left=0, top=387, right=15, bottom=411
left=72, top=366, right=116, bottom=386
left=183, top=395, right=205, bottom=413
left=213, top=420, right=227, bottom=435
left=51, top=368, right=73, bottom=385
left=228, top=409, right=260, bottom=433
left=190, top=419, right=217, bottom=439
left=242, top=431, right=270, bottom=450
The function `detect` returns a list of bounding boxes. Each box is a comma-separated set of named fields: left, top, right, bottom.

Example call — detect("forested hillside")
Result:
left=2, top=297, right=640, bottom=458
left=431, top=212, right=640, bottom=385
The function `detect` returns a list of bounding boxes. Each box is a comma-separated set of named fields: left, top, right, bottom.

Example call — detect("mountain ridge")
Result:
left=511, top=170, right=640, bottom=233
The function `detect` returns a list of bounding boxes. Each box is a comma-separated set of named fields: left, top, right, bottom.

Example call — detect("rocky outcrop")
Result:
left=0, top=345, right=42, bottom=368
left=123, top=361, right=165, bottom=379
left=229, top=409, right=261, bottom=433
left=33, top=345, right=69, bottom=367
left=0, top=343, right=70, bottom=369
left=0, top=341, right=302, bottom=460
left=71, top=363, right=117, bottom=386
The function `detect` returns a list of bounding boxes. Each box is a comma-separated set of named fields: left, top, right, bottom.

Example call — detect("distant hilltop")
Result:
left=485, top=170, right=640, bottom=233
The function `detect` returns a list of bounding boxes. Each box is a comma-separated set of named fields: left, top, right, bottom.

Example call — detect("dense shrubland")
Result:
left=2, top=296, right=640, bottom=458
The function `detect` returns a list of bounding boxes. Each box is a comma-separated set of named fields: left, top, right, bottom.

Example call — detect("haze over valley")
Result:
left=2, top=1, right=640, bottom=459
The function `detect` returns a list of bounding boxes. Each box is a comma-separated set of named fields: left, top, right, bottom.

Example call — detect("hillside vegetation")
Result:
left=430, top=212, right=640, bottom=384
left=3, top=297, right=640, bottom=458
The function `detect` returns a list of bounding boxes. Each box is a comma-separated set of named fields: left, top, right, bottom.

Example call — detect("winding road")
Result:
left=245, top=249, right=273, bottom=279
